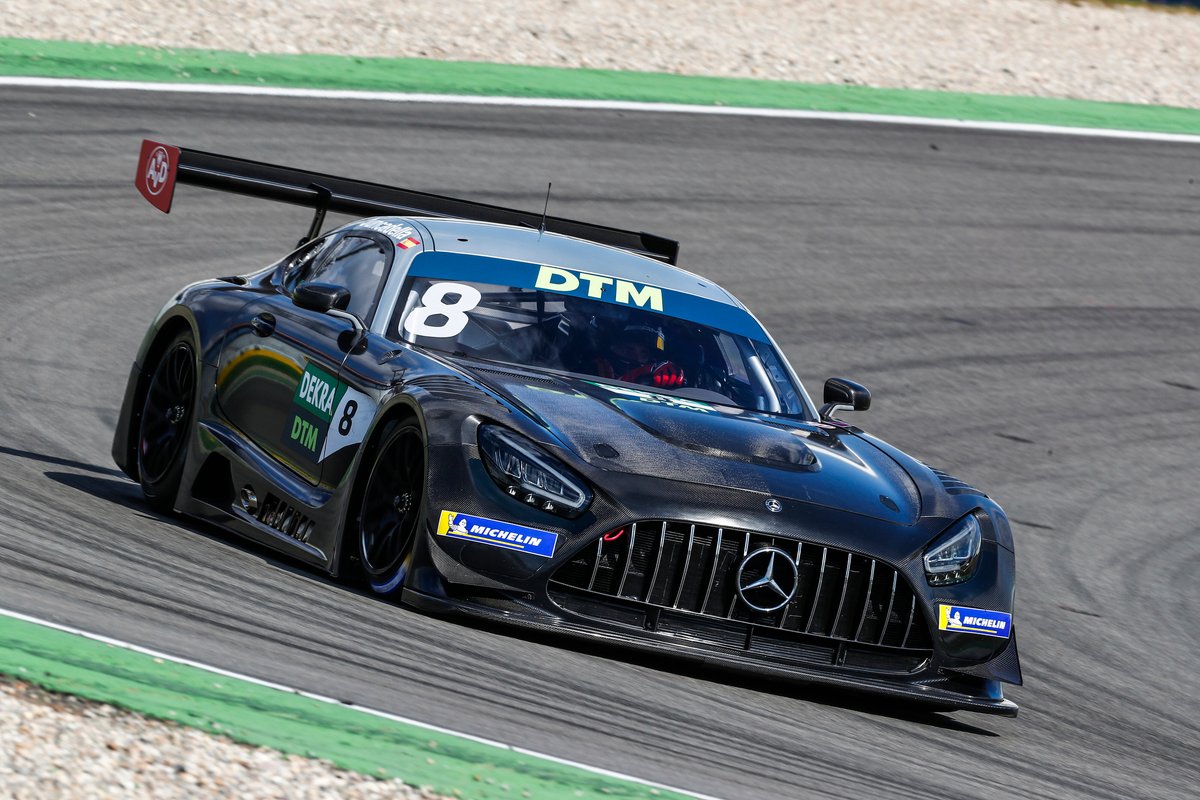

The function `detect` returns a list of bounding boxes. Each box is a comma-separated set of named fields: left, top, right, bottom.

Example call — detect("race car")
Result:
left=114, top=140, right=1022, bottom=715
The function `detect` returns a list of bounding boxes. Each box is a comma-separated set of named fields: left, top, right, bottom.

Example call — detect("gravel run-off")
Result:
left=2, top=0, right=1199, bottom=109
left=0, top=678, right=448, bottom=800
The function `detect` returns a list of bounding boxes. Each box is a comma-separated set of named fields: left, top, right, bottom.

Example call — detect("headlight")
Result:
left=923, top=513, right=982, bottom=586
left=478, top=425, right=592, bottom=518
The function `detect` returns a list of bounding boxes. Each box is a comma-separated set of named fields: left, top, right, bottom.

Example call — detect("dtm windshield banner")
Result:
left=437, top=510, right=558, bottom=558
left=938, top=604, right=1013, bottom=638
left=408, top=251, right=768, bottom=341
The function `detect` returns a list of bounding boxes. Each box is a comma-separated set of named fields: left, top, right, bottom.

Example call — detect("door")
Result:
left=215, top=232, right=394, bottom=484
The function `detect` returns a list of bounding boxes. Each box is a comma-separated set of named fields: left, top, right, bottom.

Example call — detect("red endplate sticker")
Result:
left=135, top=139, right=180, bottom=213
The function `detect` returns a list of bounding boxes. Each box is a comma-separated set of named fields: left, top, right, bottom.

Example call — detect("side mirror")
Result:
left=293, top=282, right=351, bottom=313
left=293, top=283, right=366, bottom=341
left=819, top=377, right=871, bottom=420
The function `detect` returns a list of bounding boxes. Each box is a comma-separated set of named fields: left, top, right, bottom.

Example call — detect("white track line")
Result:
left=4, top=75, right=1200, bottom=144
left=0, top=606, right=723, bottom=800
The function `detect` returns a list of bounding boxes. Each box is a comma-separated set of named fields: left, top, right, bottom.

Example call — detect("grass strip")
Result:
left=0, top=613, right=693, bottom=800
left=3, top=37, right=1200, bottom=135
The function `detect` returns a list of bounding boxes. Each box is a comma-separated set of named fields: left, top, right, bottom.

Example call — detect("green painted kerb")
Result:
left=4, top=37, right=1200, bottom=136
left=0, top=614, right=694, bottom=800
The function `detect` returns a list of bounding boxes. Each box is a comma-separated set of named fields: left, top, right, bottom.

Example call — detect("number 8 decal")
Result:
left=403, top=282, right=482, bottom=338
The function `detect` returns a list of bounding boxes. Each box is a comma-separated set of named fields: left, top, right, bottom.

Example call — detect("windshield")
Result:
left=388, top=260, right=807, bottom=416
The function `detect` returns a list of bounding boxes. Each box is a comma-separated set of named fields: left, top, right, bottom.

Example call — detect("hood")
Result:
left=464, top=364, right=921, bottom=525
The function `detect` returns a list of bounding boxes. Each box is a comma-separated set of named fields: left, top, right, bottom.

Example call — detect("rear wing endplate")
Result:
left=134, top=139, right=680, bottom=264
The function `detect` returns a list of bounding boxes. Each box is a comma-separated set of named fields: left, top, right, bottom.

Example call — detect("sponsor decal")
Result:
left=358, top=219, right=416, bottom=240
left=284, top=362, right=377, bottom=462
left=587, top=381, right=714, bottom=413
left=535, top=265, right=664, bottom=312
left=144, top=147, right=171, bottom=196
left=288, top=413, right=322, bottom=455
left=295, top=362, right=339, bottom=422
left=938, top=604, right=1012, bottom=638
left=436, top=510, right=558, bottom=558
left=396, top=236, right=421, bottom=250
left=135, top=139, right=180, bottom=213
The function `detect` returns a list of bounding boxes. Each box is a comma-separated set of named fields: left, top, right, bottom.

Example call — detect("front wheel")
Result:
left=137, top=331, right=197, bottom=512
left=356, top=421, right=426, bottom=595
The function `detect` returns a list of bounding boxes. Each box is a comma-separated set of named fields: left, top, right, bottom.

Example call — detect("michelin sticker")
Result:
left=938, top=604, right=1012, bottom=638
left=285, top=362, right=378, bottom=462
left=437, top=511, right=558, bottom=558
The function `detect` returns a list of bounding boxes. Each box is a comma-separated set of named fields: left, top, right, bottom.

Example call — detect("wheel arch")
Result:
left=331, top=394, right=427, bottom=578
left=115, top=310, right=203, bottom=482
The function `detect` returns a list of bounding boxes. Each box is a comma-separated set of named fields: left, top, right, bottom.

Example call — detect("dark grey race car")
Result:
left=113, top=140, right=1022, bottom=715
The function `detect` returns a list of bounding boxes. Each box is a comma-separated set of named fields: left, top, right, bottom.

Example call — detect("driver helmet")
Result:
left=610, top=323, right=666, bottom=369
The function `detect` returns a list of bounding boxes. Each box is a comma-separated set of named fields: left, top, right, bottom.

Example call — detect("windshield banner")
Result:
left=407, top=252, right=768, bottom=341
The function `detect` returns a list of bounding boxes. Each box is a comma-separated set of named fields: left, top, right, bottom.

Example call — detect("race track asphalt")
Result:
left=1, top=86, right=1197, bottom=799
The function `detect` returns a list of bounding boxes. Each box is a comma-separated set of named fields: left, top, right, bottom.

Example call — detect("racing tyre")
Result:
left=137, top=331, right=197, bottom=512
left=357, top=421, right=425, bottom=596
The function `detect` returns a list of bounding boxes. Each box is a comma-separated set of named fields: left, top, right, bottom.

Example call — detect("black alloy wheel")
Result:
left=358, top=422, right=426, bottom=595
left=137, top=333, right=197, bottom=510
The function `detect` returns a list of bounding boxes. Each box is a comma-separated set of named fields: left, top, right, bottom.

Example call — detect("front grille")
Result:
left=550, top=520, right=933, bottom=672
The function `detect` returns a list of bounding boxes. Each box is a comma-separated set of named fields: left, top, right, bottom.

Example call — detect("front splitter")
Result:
left=402, top=587, right=1018, bottom=717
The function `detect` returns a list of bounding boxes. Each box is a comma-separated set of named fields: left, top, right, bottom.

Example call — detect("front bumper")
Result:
left=413, top=433, right=1020, bottom=715
left=403, top=584, right=1018, bottom=716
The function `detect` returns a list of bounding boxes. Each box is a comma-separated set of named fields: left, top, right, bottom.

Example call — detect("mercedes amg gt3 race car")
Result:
left=114, top=140, right=1022, bottom=715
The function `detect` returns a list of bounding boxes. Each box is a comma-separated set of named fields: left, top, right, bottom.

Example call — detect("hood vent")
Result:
left=928, top=467, right=986, bottom=498
left=471, top=364, right=563, bottom=387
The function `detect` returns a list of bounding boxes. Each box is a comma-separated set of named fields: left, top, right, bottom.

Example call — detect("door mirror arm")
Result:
left=327, top=308, right=365, bottom=336
left=329, top=309, right=369, bottom=353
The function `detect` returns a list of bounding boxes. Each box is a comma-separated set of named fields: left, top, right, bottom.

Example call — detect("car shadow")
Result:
left=0, top=444, right=127, bottom=477
left=40, top=468, right=347, bottom=592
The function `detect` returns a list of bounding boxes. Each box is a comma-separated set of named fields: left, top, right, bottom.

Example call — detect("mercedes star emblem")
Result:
left=735, top=546, right=799, bottom=612
left=765, top=498, right=783, bottom=513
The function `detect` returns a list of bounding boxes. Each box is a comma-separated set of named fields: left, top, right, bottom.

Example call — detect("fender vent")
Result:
left=257, top=493, right=316, bottom=544
left=407, top=375, right=500, bottom=405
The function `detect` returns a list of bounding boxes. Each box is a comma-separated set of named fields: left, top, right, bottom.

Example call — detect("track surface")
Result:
left=1, top=87, right=1198, bottom=799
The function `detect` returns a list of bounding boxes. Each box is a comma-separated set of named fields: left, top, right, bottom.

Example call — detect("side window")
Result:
left=297, top=235, right=393, bottom=323
left=280, top=238, right=329, bottom=294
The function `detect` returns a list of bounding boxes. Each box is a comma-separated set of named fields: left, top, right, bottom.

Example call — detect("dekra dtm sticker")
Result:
left=286, top=362, right=377, bottom=462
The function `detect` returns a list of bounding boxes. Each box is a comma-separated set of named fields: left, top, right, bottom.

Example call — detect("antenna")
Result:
left=538, top=182, right=552, bottom=238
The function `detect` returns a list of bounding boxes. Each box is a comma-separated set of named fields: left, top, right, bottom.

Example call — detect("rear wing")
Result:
left=134, top=139, right=680, bottom=264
